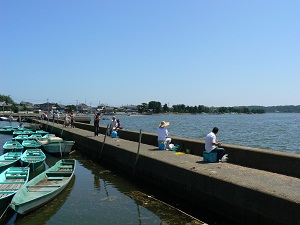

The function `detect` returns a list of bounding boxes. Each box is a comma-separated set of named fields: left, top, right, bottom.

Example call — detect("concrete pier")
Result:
left=37, top=119, right=300, bottom=225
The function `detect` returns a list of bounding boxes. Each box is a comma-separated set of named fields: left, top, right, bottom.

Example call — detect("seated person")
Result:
left=157, top=121, right=172, bottom=149
left=113, top=119, right=123, bottom=131
left=205, top=127, right=227, bottom=162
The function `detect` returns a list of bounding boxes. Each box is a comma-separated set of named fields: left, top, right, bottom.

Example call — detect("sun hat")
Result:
left=159, top=121, right=170, bottom=128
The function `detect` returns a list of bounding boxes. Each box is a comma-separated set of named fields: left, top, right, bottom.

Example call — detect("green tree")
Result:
left=137, top=103, right=148, bottom=113
left=162, top=103, right=169, bottom=113
left=148, top=101, right=162, bottom=114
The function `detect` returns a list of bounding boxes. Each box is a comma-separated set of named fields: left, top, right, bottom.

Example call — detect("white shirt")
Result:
left=205, top=132, right=217, bottom=153
left=157, top=127, right=169, bottom=141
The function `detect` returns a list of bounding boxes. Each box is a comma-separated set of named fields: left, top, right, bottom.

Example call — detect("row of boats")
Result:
left=0, top=125, right=76, bottom=215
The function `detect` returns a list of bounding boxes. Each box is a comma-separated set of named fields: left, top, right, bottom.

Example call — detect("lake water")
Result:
left=100, top=113, right=300, bottom=154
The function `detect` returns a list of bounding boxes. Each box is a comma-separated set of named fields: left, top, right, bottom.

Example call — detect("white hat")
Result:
left=159, top=121, right=170, bottom=128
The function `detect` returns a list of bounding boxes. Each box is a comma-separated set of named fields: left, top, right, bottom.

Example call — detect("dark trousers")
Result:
left=212, top=147, right=225, bottom=161
left=94, top=125, right=99, bottom=136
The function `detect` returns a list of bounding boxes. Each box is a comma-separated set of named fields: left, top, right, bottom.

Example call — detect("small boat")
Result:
left=0, top=167, right=30, bottom=210
left=42, top=133, right=55, bottom=138
left=12, top=135, right=29, bottom=144
left=3, top=141, right=24, bottom=152
left=13, top=130, right=34, bottom=137
left=21, top=149, right=46, bottom=171
left=0, top=116, right=17, bottom=122
left=28, top=133, right=43, bottom=140
left=38, top=137, right=75, bottom=156
left=0, top=126, right=17, bottom=135
left=21, top=140, right=42, bottom=150
left=0, top=151, right=22, bottom=173
left=35, top=130, right=49, bottom=136
left=11, top=159, right=76, bottom=215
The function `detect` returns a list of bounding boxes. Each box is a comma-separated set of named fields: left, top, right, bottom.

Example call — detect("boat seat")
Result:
left=58, top=165, right=73, bottom=169
left=4, top=157, right=18, bottom=160
left=6, top=175, right=26, bottom=179
left=47, top=177, right=64, bottom=180
left=6, top=171, right=27, bottom=175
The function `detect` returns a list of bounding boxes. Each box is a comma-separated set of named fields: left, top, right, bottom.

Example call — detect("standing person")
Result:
left=70, top=112, right=75, bottom=128
left=205, top=127, right=227, bottom=162
left=109, top=116, right=117, bottom=135
left=94, top=113, right=100, bottom=136
left=64, top=113, right=69, bottom=127
left=157, top=121, right=172, bottom=149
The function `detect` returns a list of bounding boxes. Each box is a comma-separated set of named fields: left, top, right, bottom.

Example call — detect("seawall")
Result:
left=37, top=119, right=300, bottom=225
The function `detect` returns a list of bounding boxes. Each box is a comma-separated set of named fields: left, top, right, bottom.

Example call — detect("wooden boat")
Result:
left=38, top=137, right=75, bottom=156
left=21, top=149, right=46, bottom=171
left=12, top=134, right=29, bottom=144
left=21, top=140, right=42, bottom=150
left=35, top=130, right=49, bottom=136
left=0, top=126, right=17, bottom=135
left=13, top=130, right=34, bottom=137
left=3, top=141, right=24, bottom=152
left=42, top=133, right=55, bottom=138
left=28, top=133, right=43, bottom=140
left=0, top=152, right=22, bottom=173
left=0, top=167, right=30, bottom=210
left=10, top=159, right=76, bottom=215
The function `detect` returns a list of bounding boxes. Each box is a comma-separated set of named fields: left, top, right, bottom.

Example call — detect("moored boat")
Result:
left=21, top=149, right=46, bottom=171
left=3, top=141, right=24, bottom=152
left=0, top=126, right=17, bottom=135
left=13, top=130, right=34, bottom=137
left=10, top=159, right=76, bottom=215
left=21, top=140, right=42, bottom=150
left=38, top=137, right=74, bottom=156
left=0, top=152, right=22, bottom=173
left=35, top=130, right=49, bottom=136
left=12, top=135, right=29, bottom=144
left=0, top=167, right=30, bottom=210
left=28, top=133, right=43, bottom=140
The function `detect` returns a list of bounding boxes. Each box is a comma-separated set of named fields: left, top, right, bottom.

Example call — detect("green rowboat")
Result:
left=0, top=151, right=22, bottom=173
left=11, top=159, right=76, bottom=215
left=21, top=140, right=42, bottom=150
left=0, top=167, right=30, bottom=210
left=21, top=149, right=46, bottom=171
left=3, top=141, right=24, bottom=152
left=12, top=135, right=29, bottom=144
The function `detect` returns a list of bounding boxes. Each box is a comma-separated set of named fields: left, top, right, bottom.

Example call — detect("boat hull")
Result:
left=0, top=167, right=30, bottom=210
left=21, top=140, right=42, bottom=150
left=11, top=159, right=76, bottom=215
left=3, top=141, right=24, bottom=152
left=0, top=152, right=22, bottom=173
left=21, top=149, right=46, bottom=171
left=42, top=141, right=75, bottom=156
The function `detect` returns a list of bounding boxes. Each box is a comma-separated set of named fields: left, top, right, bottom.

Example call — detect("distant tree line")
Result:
left=137, top=101, right=268, bottom=114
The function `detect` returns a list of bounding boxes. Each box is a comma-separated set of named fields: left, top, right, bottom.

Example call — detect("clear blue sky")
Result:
left=1, top=1, right=299, bottom=107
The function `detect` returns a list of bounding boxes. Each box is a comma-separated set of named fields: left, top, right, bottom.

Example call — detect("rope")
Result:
left=129, top=191, right=204, bottom=224
left=0, top=203, right=11, bottom=219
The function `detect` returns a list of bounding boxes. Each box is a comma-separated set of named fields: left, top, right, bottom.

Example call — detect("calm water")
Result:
left=100, top=113, right=300, bottom=154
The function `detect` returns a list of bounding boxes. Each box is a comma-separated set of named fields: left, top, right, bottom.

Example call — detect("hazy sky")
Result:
left=1, top=1, right=299, bottom=107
